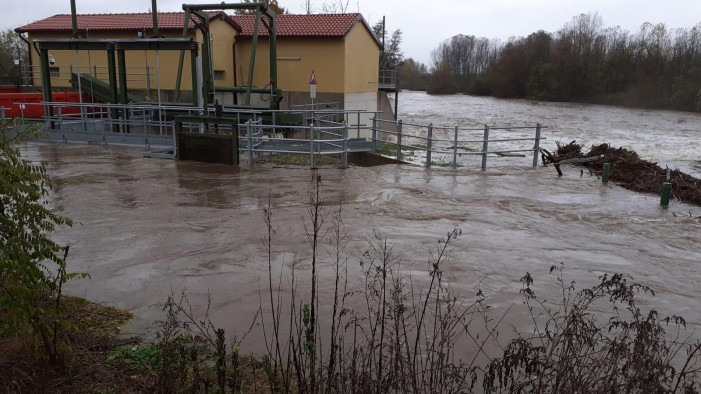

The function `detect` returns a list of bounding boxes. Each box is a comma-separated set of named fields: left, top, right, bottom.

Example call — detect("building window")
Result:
left=49, top=67, right=60, bottom=78
left=213, top=70, right=225, bottom=80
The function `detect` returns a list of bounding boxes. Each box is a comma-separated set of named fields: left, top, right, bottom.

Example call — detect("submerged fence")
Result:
left=6, top=101, right=546, bottom=169
left=372, top=118, right=545, bottom=170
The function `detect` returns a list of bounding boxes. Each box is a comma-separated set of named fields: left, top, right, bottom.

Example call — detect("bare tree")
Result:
left=321, top=0, right=350, bottom=13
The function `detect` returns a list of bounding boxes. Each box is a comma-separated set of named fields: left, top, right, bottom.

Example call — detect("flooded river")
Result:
left=22, top=92, right=701, bottom=351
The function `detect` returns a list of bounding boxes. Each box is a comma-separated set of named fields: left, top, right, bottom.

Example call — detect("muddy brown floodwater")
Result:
left=21, top=138, right=701, bottom=353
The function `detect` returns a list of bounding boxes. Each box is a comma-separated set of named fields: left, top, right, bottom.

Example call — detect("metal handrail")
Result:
left=370, top=117, right=546, bottom=170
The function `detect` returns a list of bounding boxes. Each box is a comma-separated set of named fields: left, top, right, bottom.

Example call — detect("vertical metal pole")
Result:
left=660, top=182, right=672, bottom=207
left=481, top=125, right=490, bottom=171
left=356, top=112, right=360, bottom=139
left=106, top=45, right=119, bottom=133
left=0, top=107, right=5, bottom=123
left=190, top=46, right=199, bottom=107
left=396, top=119, right=403, bottom=159
left=266, top=11, right=279, bottom=109
left=172, top=121, right=177, bottom=159
left=342, top=122, right=348, bottom=168
left=57, top=106, right=62, bottom=130
left=117, top=49, right=129, bottom=133
left=39, top=48, right=54, bottom=124
left=532, top=123, right=541, bottom=167
left=310, top=122, right=315, bottom=168
left=660, top=182, right=672, bottom=206
left=453, top=125, right=459, bottom=168
left=151, top=0, right=159, bottom=37
left=174, top=8, right=191, bottom=102
left=426, top=123, right=433, bottom=168
left=247, top=120, right=253, bottom=165
left=245, top=8, right=261, bottom=106
left=602, top=163, right=610, bottom=184
left=394, top=89, right=399, bottom=120
left=371, top=117, right=377, bottom=152
left=70, top=0, right=79, bottom=38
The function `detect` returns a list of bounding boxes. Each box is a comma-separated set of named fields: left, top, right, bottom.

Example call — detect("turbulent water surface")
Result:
left=22, top=92, right=701, bottom=351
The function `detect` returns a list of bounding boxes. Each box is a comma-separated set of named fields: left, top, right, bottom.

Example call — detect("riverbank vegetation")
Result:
left=2, top=128, right=701, bottom=392
left=406, top=13, right=701, bottom=112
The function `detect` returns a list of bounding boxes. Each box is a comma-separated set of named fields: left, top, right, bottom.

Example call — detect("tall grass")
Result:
left=148, top=172, right=700, bottom=393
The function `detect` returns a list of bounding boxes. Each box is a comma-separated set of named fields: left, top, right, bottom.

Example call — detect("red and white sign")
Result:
left=309, top=70, right=317, bottom=99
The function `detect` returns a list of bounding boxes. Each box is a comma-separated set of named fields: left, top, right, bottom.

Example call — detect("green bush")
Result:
left=0, top=128, right=85, bottom=364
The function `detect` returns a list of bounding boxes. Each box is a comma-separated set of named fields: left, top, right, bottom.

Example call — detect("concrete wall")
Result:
left=344, top=92, right=377, bottom=139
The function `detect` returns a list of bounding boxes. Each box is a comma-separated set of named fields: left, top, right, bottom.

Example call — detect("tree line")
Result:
left=401, top=13, right=701, bottom=112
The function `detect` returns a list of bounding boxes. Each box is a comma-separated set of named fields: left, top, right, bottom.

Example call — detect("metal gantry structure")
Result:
left=34, top=0, right=282, bottom=131
left=174, top=3, right=282, bottom=110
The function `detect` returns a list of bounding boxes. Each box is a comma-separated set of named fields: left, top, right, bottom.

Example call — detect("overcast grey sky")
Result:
left=5, top=0, right=701, bottom=65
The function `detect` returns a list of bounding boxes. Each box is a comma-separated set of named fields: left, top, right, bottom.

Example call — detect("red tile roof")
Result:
left=15, top=11, right=239, bottom=33
left=15, top=11, right=381, bottom=48
left=234, top=13, right=360, bottom=37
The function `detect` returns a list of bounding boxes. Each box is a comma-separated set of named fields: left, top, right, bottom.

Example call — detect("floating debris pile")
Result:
left=543, top=142, right=701, bottom=206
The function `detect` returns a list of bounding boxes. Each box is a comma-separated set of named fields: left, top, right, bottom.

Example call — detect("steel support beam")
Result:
left=151, top=0, right=160, bottom=37
left=35, top=38, right=194, bottom=51
left=39, top=48, right=53, bottom=122
left=117, top=49, right=129, bottom=132
left=106, top=45, right=120, bottom=133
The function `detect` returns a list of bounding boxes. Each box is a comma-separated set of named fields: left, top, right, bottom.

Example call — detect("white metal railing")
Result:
left=6, top=100, right=546, bottom=170
left=372, top=117, right=546, bottom=169
left=379, top=70, right=397, bottom=89
left=240, top=118, right=350, bottom=168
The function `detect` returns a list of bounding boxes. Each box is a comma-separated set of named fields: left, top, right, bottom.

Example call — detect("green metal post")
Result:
left=174, top=8, right=191, bottom=101
left=660, top=182, right=672, bottom=207
left=192, top=10, right=211, bottom=113
left=117, top=49, right=129, bottom=132
left=190, top=46, right=199, bottom=107
left=602, top=163, right=610, bottom=184
left=39, top=48, right=54, bottom=124
left=266, top=11, right=279, bottom=109
left=106, top=45, right=120, bottom=133
left=70, top=0, right=79, bottom=38
left=246, top=8, right=262, bottom=106
left=151, top=0, right=159, bottom=37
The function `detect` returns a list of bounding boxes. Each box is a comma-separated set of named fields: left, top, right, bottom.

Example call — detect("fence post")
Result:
left=357, top=112, right=361, bottom=139
left=660, top=182, right=672, bottom=206
left=453, top=125, right=459, bottom=168
left=57, top=106, right=63, bottom=130
left=396, top=119, right=403, bottom=159
left=532, top=123, right=542, bottom=167
left=371, top=116, right=377, bottom=152
left=426, top=123, right=433, bottom=168
left=342, top=122, right=348, bottom=168
left=247, top=120, right=253, bottom=166
left=602, top=163, right=610, bottom=184
left=172, top=121, right=177, bottom=159
left=481, top=125, right=490, bottom=171
left=310, top=122, right=316, bottom=168
left=0, top=107, right=4, bottom=123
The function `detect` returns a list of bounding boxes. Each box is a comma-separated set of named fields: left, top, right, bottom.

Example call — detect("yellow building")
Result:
left=15, top=11, right=384, bottom=116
